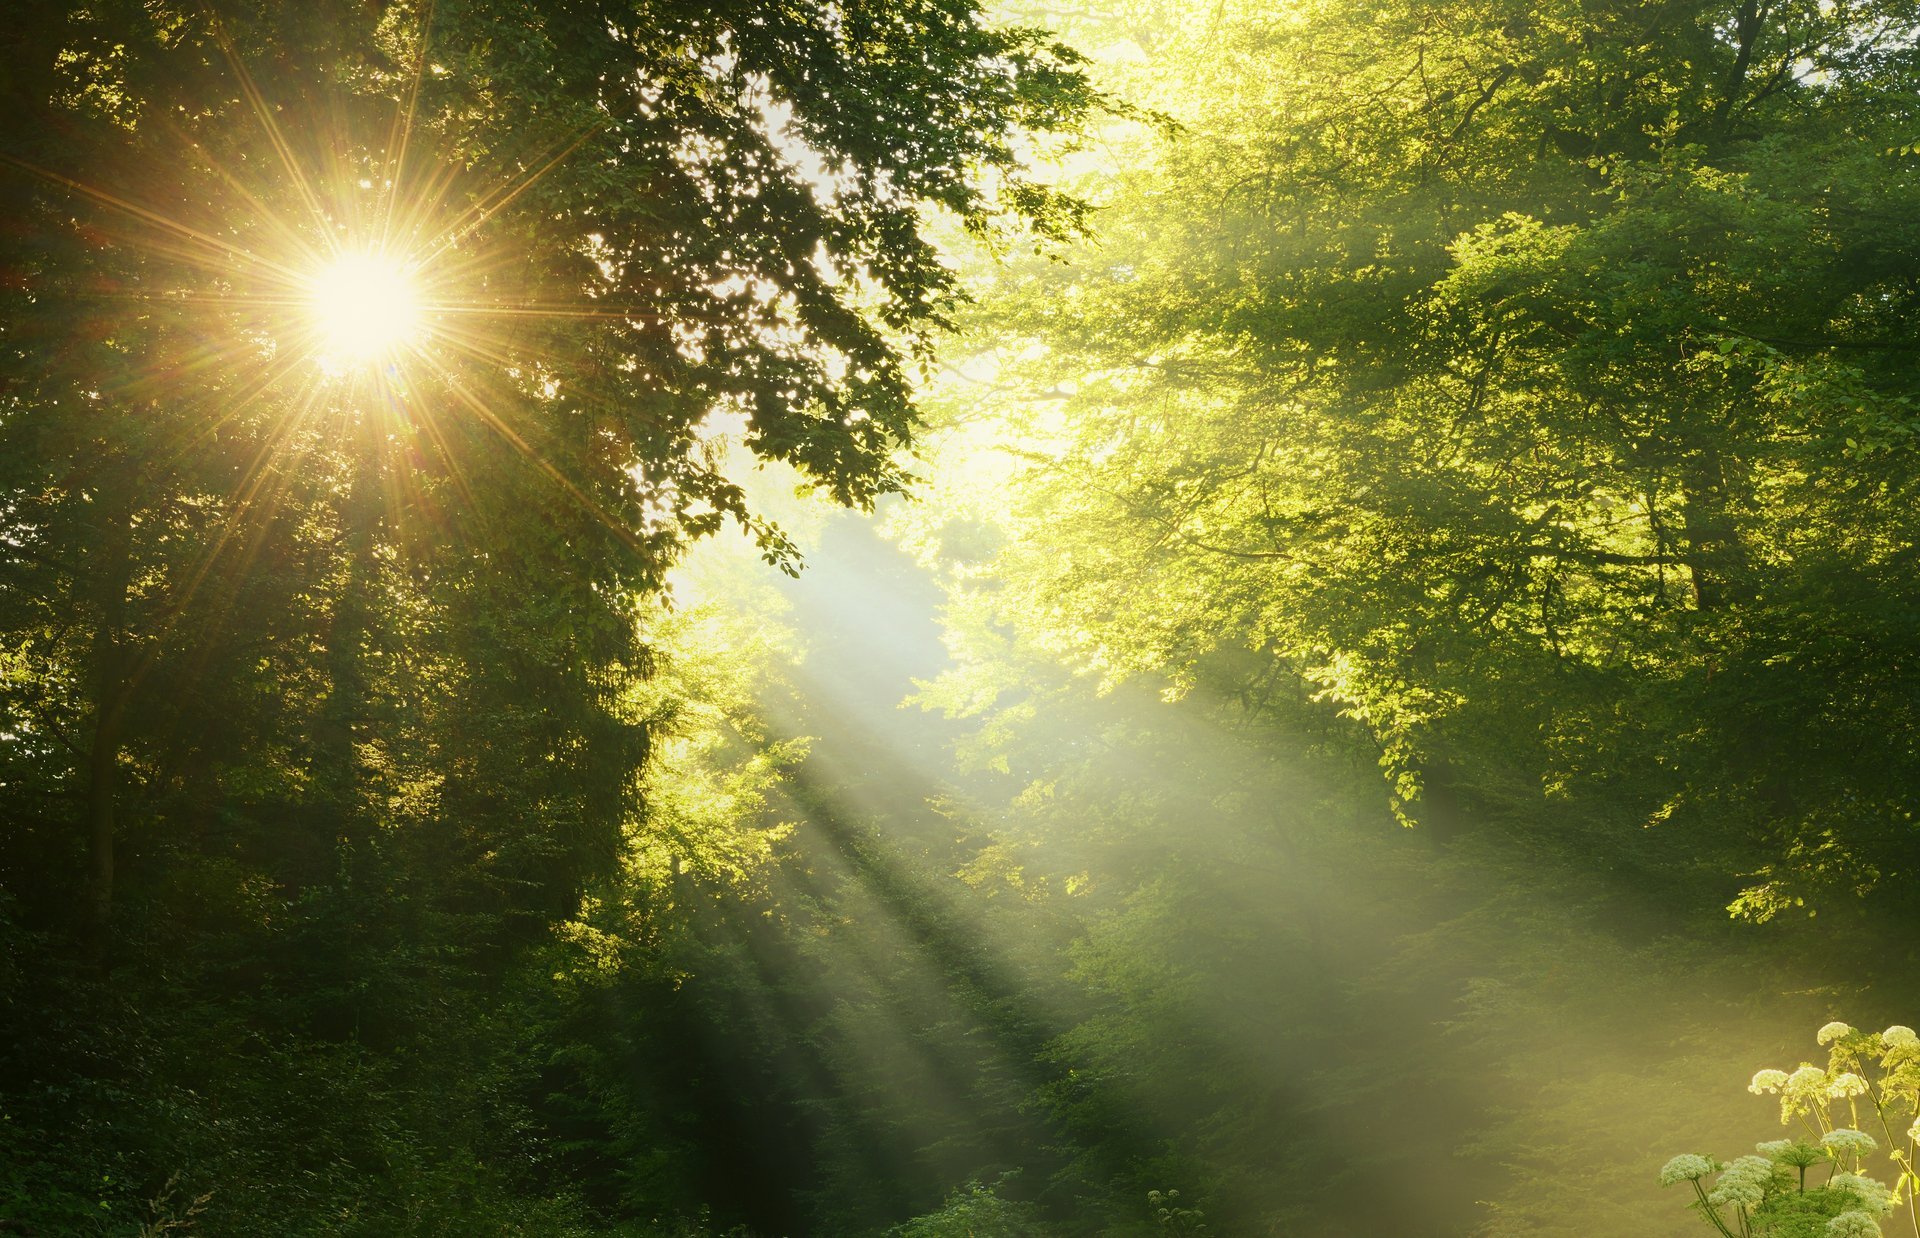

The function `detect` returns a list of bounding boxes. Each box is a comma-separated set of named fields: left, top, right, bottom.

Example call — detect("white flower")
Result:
left=1659, top=1154, right=1716, bottom=1185
left=1829, top=1172, right=1895, bottom=1215
left=1880, top=1025, right=1918, bottom=1050
left=1721, top=1155, right=1775, bottom=1180
left=1750, top=1069, right=1791, bottom=1094
left=1819, top=1021, right=1856, bottom=1046
left=1822, top=1129, right=1879, bottom=1160
left=1757, top=1139, right=1793, bottom=1157
left=1787, top=1065, right=1831, bottom=1094
left=1826, top=1210, right=1882, bottom=1237
left=1908, top=1118, right=1920, bottom=1143
left=1708, top=1155, right=1778, bottom=1207
left=1829, top=1072, right=1870, bottom=1098
left=1709, top=1176, right=1765, bottom=1208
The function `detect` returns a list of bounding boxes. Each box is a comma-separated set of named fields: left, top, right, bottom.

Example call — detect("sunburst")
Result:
left=305, top=251, right=426, bottom=369
left=0, top=4, right=685, bottom=670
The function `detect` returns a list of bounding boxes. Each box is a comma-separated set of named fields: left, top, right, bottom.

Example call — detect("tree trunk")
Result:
left=1711, top=0, right=1768, bottom=140
left=85, top=694, right=125, bottom=951
left=83, top=498, right=136, bottom=956
left=311, top=423, right=381, bottom=867
left=1681, top=436, right=1749, bottom=613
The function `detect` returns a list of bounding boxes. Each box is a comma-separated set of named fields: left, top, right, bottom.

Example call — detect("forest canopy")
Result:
left=3, top=0, right=1918, bottom=1235
left=0, top=0, right=1092, bottom=937
left=928, top=0, right=1920, bottom=921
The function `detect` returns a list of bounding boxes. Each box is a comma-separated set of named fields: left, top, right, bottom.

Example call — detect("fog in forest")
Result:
left=645, top=506, right=1879, bottom=1234
left=3, top=1, right=1917, bottom=1235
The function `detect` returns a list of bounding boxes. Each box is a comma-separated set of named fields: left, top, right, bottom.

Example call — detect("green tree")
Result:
left=920, top=0, right=1920, bottom=916
left=0, top=0, right=1094, bottom=1230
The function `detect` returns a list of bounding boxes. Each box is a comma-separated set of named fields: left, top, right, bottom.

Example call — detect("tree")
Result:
left=919, top=0, right=1920, bottom=915
left=0, top=0, right=1095, bottom=1229
left=0, top=0, right=1093, bottom=937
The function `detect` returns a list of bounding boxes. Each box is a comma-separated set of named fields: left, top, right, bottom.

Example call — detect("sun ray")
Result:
left=383, top=356, right=485, bottom=526
left=162, top=119, right=331, bottom=276
left=0, top=153, right=314, bottom=289
left=153, top=331, right=334, bottom=472
left=417, top=325, right=683, bottom=442
left=2, top=7, right=735, bottom=651
left=410, top=350, right=654, bottom=559
left=413, top=118, right=610, bottom=267
left=431, top=302, right=680, bottom=323
left=113, top=370, right=337, bottom=699
left=379, top=0, right=438, bottom=257
left=209, top=17, right=338, bottom=256
left=169, top=404, right=330, bottom=668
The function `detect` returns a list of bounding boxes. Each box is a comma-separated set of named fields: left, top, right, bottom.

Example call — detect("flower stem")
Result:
left=1691, top=1181, right=1738, bottom=1238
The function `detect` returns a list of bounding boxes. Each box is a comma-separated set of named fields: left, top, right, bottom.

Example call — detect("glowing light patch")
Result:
left=306, top=252, right=422, bottom=365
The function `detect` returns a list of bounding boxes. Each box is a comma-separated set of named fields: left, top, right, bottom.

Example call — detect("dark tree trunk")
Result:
left=310, top=423, right=381, bottom=874
left=83, top=497, right=136, bottom=955
left=1681, top=432, right=1750, bottom=613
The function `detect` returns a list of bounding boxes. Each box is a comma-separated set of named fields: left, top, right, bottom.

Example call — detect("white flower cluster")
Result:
left=1828, top=1072, right=1870, bottom=1099
left=1787, top=1065, right=1831, bottom=1094
left=1757, top=1138, right=1826, bottom=1168
left=1658, top=1154, right=1716, bottom=1186
left=1757, top=1062, right=1838, bottom=1122
left=1819, top=1022, right=1857, bottom=1046
left=1828, top=1172, right=1895, bottom=1215
left=1826, top=1210, right=1882, bottom=1237
left=1707, top=1155, right=1777, bottom=1209
left=1881, top=1025, right=1918, bottom=1050
left=1821, top=1128, right=1879, bottom=1161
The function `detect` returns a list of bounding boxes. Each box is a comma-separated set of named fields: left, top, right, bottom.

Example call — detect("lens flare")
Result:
left=306, top=251, right=422, bottom=365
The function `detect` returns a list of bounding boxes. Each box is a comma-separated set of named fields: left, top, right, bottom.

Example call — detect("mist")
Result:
left=4, top=1, right=1914, bottom=1234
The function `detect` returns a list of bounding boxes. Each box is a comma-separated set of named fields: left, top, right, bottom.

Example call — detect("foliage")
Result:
left=1661, top=1147, right=1890, bottom=1238
left=0, top=0, right=1092, bottom=1231
left=888, top=1179, right=1048, bottom=1237
left=887, top=543, right=1865, bottom=1233
left=5, top=0, right=1919, bottom=1233
left=915, top=0, right=1920, bottom=921
left=1664, top=1021, right=1920, bottom=1238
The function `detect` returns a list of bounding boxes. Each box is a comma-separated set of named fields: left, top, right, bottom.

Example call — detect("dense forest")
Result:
left=2, top=1, right=1918, bottom=1234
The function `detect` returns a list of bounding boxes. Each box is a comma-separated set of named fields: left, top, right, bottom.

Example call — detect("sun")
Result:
left=305, top=251, right=424, bottom=366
